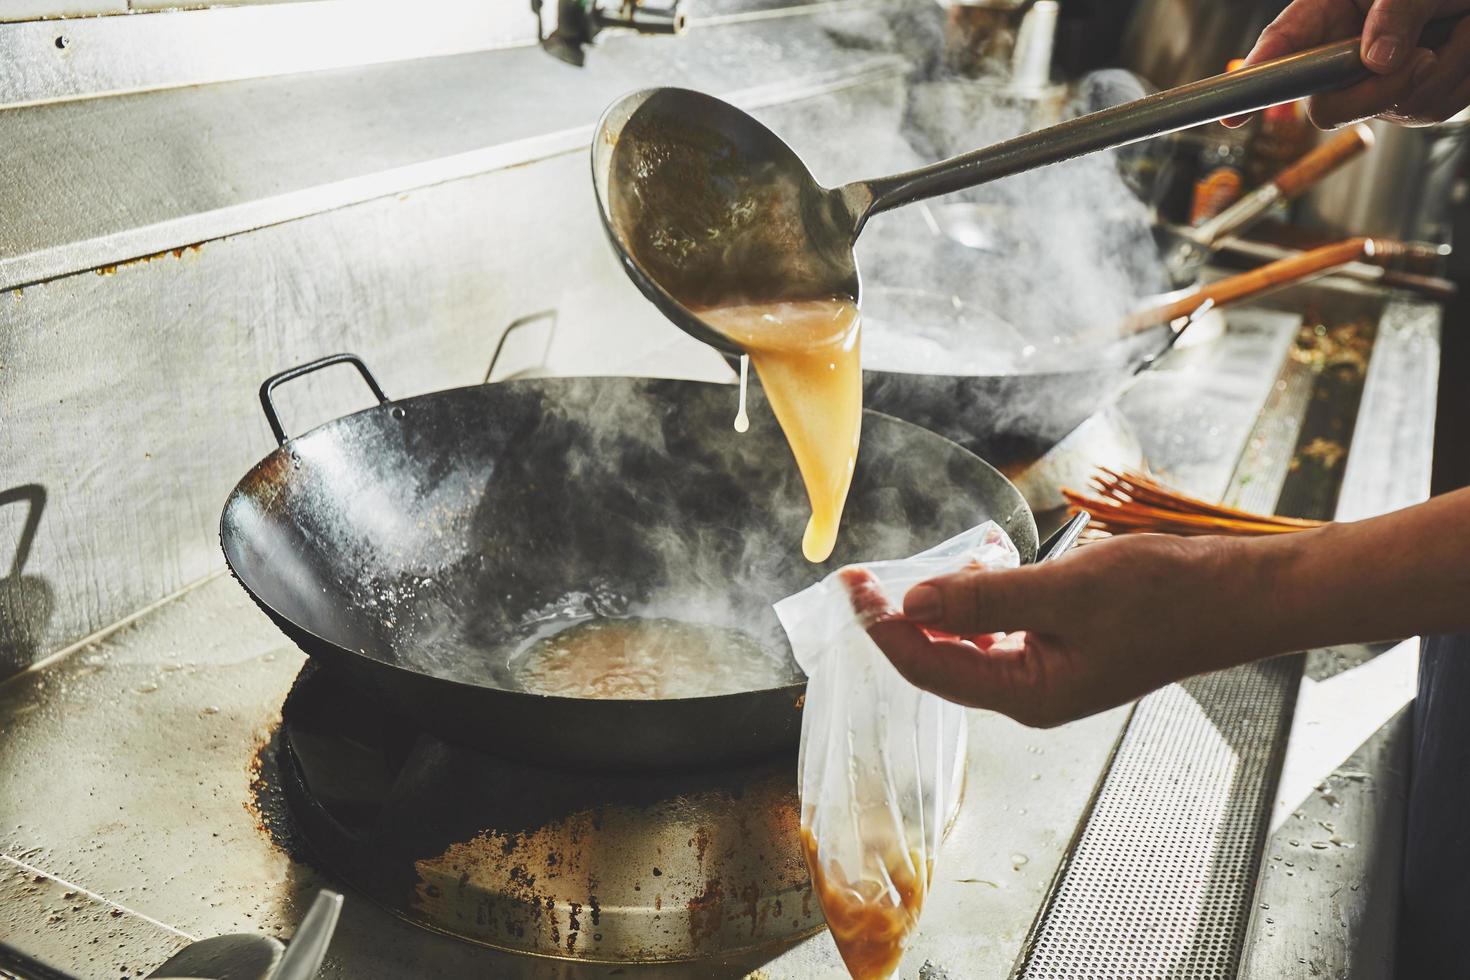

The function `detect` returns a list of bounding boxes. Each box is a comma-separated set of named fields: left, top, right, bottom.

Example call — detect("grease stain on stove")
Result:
left=276, top=664, right=825, bottom=962
left=244, top=720, right=308, bottom=862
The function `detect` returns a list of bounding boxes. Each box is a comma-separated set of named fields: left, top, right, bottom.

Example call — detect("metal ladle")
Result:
left=591, top=22, right=1455, bottom=356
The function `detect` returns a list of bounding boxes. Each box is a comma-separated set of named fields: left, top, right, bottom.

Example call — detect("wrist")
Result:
left=1222, top=526, right=1323, bottom=662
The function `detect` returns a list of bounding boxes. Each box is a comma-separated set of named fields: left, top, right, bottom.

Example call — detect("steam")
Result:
left=324, top=377, right=998, bottom=695
left=759, top=40, right=1169, bottom=378
left=299, top=13, right=1172, bottom=699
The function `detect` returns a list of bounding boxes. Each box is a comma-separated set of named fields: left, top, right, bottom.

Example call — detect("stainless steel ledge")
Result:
left=0, top=6, right=912, bottom=292
left=0, top=0, right=541, bottom=111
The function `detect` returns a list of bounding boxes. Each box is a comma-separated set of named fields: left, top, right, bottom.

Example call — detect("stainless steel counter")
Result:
left=2, top=0, right=1441, bottom=972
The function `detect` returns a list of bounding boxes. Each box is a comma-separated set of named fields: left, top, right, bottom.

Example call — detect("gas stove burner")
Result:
left=277, top=663, right=823, bottom=962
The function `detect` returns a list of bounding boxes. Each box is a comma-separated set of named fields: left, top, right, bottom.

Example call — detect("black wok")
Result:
left=222, top=354, right=1037, bottom=772
left=859, top=283, right=1176, bottom=473
left=858, top=229, right=1422, bottom=472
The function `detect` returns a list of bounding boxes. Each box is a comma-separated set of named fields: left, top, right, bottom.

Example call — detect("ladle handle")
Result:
left=854, top=19, right=1457, bottom=221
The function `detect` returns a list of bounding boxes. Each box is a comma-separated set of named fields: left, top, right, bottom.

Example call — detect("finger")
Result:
left=866, top=621, right=982, bottom=707
left=866, top=620, right=1040, bottom=716
left=1362, top=0, right=1442, bottom=71
left=901, top=563, right=1061, bottom=636
left=1222, top=26, right=1299, bottom=128
left=838, top=566, right=898, bottom=628
left=1225, top=1, right=1364, bottom=127
left=1309, top=47, right=1437, bottom=126
left=1391, top=16, right=1470, bottom=122
left=1259, top=0, right=1368, bottom=62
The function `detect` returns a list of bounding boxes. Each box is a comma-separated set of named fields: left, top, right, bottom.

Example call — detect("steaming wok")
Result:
left=860, top=285, right=1176, bottom=472
left=222, top=354, right=1037, bottom=771
left=852, top=193, right=1185, bottom=472
left=859, top=228, right=1422, bottom=471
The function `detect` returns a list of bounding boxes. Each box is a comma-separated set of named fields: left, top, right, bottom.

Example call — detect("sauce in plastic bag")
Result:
left=802, top=826, right=931, bottom=979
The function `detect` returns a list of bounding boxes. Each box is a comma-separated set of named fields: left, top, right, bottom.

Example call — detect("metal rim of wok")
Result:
left=221, top=354, right=1038, bottom=772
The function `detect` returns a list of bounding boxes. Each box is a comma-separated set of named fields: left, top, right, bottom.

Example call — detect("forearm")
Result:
left=873, top=489, right=1470, bottom=726
left=1232, top=488, right=1470, bottom=660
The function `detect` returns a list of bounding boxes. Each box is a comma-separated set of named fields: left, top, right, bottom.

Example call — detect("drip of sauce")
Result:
left=734, top=354, right=751, bottom=433
left=698, top=296, right=862, bottom=563
left=801, top=826, right=931, bottom=980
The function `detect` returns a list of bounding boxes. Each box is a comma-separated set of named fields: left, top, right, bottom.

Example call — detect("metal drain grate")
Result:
left=1015, top=658, right=1301, bottom=979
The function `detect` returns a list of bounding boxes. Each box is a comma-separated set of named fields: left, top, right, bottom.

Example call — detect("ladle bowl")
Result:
left=591, top=87, right=860, bottom=355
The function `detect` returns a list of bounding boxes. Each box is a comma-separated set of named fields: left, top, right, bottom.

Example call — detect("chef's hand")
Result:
left=855, top=488, right=1470, bottom=728
left=1230, top=0, right=1470, bottom=127
left=845, top=533, right=1268, bottom=728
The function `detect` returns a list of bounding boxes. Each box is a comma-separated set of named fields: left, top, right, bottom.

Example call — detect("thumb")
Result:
left=1362, top=0, right=1441, bottom=72
left=902, top=563, right=1061, bottom=636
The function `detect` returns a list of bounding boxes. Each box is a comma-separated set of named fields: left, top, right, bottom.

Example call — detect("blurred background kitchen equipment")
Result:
left=593, top=20, right=1456, bottom=359
left=921, top=122, right=1372, bottom=295
left=943, top=0, right=1029, bottom=77
left=1298, top=110, right=1470, bottom=254
left=1161, top=123, right=1375, bottom=286
left=860, top=235, right=1434, bottom=475
left=1118, top=0, right=1278, bottom=91
left=535, top=0, right=687, bottom=66
left=1011, top=0, right=1060, bottom=93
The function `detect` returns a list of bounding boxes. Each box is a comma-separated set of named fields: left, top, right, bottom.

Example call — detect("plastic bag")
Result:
left=774, top=522, right=1020, bottom=979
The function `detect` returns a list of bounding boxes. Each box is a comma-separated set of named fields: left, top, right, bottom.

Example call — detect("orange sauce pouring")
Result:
left=801, top=826, right=931, bottom=979
left=697, top=297, right=862, bottom=563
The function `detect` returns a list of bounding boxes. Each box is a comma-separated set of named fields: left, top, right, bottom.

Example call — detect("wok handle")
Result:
left=485, top=310, right=558, bottom=384
left=259, top=353, right=390, bottom=446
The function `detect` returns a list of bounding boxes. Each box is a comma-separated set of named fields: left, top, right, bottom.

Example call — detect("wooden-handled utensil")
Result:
left=1166, top=124, right=1375, bottom=280
left=1199, top=123, right=1372, bottom=237
left=1129, top=236, right=1442, bottom=331
left=1273, top=123, right=1375, bottom=197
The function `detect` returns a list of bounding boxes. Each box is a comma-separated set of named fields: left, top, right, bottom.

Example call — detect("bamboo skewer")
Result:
left=1062, top=468, right=1325, bottom=537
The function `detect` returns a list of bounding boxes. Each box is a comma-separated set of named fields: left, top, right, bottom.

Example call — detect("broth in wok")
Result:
left=508, top=615, right=795, bottom=699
